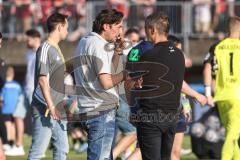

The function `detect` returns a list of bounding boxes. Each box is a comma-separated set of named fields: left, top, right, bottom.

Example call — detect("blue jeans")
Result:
left=28, top=114, right=69, bottom=160
left=116, top=95, right=136, bottom=135
left=81, top=109, right=116, bottom=160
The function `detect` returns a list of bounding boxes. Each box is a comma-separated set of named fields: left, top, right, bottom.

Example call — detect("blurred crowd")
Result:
left=0, top=0, right=86, bottom=41
left=1, top=0, right=240, bottom=41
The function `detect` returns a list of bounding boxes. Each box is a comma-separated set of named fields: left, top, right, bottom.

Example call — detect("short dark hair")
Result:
left=125, top=28, right=140, bottom=37
left=0, top=32, right=2, bottom=39
left=92, top=9, right=124, bottom=34
left=167, top=35, right=182, bottom=46
left=46, top=12, right=68, bottom=33
left=145, top=12, right=170, bottom=36
left=26, top=29, right=41, bottom=38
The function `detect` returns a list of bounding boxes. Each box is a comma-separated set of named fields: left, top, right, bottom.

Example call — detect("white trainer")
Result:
left=2, top=144, right=11, bottom=151
left=4, top=145, right=25, bottom=156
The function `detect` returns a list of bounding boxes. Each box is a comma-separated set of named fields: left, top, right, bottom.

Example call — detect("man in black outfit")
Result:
left=130, top=13, right=185, bottom=160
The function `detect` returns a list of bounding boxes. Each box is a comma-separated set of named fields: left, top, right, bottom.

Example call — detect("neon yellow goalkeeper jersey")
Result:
left=213, top=38, right=240, bottom=101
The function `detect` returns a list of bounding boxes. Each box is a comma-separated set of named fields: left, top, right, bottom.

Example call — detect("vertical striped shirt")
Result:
left=32, top=41, right=65, bottom=110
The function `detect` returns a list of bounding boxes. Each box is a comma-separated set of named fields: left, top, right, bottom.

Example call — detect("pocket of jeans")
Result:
left=87, top=118, right=104, bottom=140
left=40, top=116, right=53, bottom=128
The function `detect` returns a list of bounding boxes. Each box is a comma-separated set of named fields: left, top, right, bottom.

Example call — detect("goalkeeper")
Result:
left=203, top=16, right=240, bottom=160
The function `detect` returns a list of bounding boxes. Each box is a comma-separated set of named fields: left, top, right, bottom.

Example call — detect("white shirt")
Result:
left=25, top=50, right=36, bottom=91
left=74, top=32, right=119, bottom=113
left=116, top=47, right=132, bottom=95
left=193, top=0, right=211, bottom=22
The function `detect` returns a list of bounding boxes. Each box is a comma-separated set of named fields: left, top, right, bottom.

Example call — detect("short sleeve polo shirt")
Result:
left=73, top=32, right=119, bottom=113
left=32, top=41, right=65, bottom=108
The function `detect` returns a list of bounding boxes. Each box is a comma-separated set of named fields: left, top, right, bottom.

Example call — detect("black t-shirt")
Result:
left=136, top=41, right=185, bottom=114
left=203, top=41, right=220, bottom=79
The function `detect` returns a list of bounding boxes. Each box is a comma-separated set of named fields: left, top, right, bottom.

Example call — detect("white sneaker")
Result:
left=73, top=143, right=80, bottom=151
left=3, top=144, right=11, bottom=151
left=180, top=148, right=192, bottom=155
left=5, top=145, right=25, bottom=156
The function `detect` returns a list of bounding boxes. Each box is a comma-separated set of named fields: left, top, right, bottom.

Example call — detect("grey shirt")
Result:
left=74, top=32, right=119, bottom=113
left=32, top=41, right=65, bottom=114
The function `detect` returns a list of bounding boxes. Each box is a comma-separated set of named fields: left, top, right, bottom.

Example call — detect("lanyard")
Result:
left=47, top=37, right=66, bottom=71
left=45, top=37, right=66, bottom=117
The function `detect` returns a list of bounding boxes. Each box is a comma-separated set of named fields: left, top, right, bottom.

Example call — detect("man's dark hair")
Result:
left=26, top=29, right=41, bottom=38
left=167, top=35, right=182, bottom=46
left=46, top=12, right=68, bottom=33
left=92, top=9, right=124, bottom=34
left=125, top=28, right=140, bottom=37
left=145, top=12, right=170, bottom=36
left=0, top=32, right=2, bottom=39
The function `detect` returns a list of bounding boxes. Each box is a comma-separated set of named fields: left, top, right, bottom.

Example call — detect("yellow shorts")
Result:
left=217, top=100, right=240, bottom=160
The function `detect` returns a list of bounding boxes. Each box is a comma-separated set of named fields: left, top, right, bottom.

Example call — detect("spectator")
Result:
left=228, top=0, right=235, bottom=17
left=14, top=0, right=33, bottom=41
left=106, top=0, right=129, bottom=19
left=6, top=29, right=42, bottom=156
left=0, top=30, right=1, bottom=40
left=0, top=31, right=6, bottom=160
left=193, top=0, right=212, bottom=34
left=125, top=28, right=140, bottom=46
left=0, top=0, right=2, bottom=31
left=66, top=0, right=86, bottom=42
left=130, top=0, right=156, bottom=37
left=63, top=0, right=79, bottom=32
left=53, top=0, right=64, bottom=12
left=24, top=29, right=41, bottom=107
left=0, top=66, right=22, bottom=156
left=168, top=35, right=207, bottom=160
left=69, top=124, right=88, bottom=153
left=235, top=0, right=240, bottom=16
left=157, top=0, right=183, bottom=33
left=212, top=0, right=228, bottom=35
left=28, top=13, right=69, bottom=160
left=63, top=74, right=88, bottom=154
left=31, top=1, right=45, bottom=36
left=0, top=31, right=4, bottom=94
left=35, top=0, right=53, bottom=32
left=132, top=0, right=156, bottom=18
left=1, top=0, right=16, bottom=39
left=73, top=9, right=128, bottom=159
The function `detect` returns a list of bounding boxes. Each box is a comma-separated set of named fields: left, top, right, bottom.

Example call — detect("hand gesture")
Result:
left=114, top=35, right=124, bottom=55
left=134, top=77, right=143, bottom=89
left=49, top=107, right=61, bottom=121
left=207, top=96, right=215, bottom=107
left=183, top=109, right=192, bottom=122
left=195, top=93, right=208, bottom=106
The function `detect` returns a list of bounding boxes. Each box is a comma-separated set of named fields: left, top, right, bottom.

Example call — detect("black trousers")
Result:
left=137, top=122, right=176, bottom=160
left=0, top=112, right=8, bottom=144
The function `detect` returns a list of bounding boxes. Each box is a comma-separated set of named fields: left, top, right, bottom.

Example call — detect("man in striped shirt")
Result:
left=28, top=13, right=69, bottom=160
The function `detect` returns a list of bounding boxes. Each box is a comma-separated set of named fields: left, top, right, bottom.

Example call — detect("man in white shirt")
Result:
left=25, top=29, right=41, bottom=105
left=7, top=29, right=42, bottom=156
left=74, top=9, right=129, bottom=160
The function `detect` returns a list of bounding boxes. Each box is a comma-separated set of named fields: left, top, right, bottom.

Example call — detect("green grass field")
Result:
left=6, top=135, right=197, bottom=160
